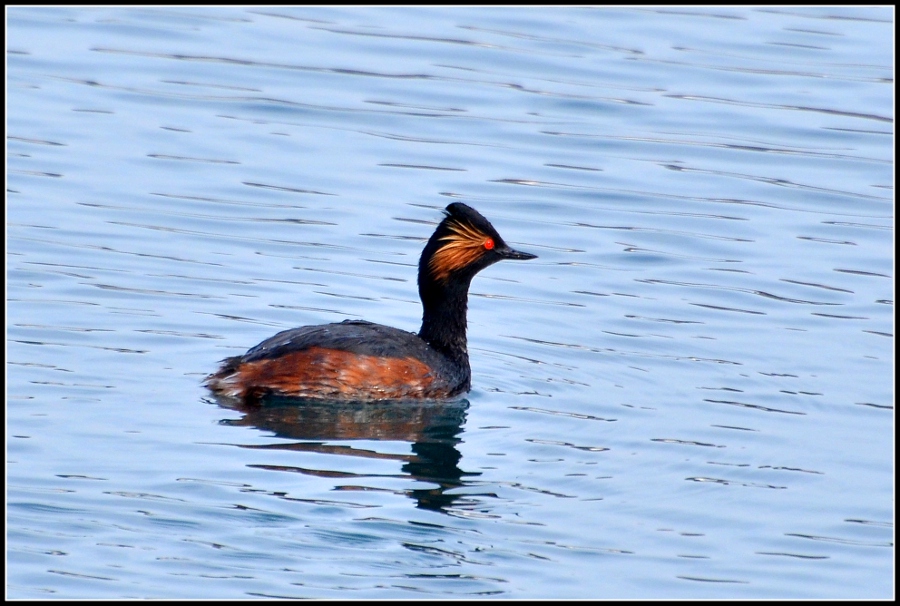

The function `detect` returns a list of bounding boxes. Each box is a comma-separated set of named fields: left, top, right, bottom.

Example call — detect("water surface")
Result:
left=7, top=6, right=893, bottom=599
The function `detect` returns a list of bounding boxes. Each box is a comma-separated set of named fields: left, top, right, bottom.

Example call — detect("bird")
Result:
left=205, top=202, right=536, bottom=402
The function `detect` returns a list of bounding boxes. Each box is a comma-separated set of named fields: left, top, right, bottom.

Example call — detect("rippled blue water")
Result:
left=7, top=6, right=893, bottom=599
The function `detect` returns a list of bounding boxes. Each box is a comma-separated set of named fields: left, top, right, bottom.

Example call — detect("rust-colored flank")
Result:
left=218, top=347, right=447, bottom=401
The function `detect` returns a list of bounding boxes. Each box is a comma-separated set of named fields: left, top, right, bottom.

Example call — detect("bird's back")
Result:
left=205, top=319, right=468, bottom=402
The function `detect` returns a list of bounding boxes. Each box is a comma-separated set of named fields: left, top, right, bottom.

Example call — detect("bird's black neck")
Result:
left=418, top=276, right=472, bottom=370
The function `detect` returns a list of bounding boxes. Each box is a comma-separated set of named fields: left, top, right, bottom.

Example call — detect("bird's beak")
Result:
left=498, top=246, right=537, bottom=261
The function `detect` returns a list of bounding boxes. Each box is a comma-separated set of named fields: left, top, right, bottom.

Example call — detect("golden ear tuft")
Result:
left=428, top=219, right=492, bottom=282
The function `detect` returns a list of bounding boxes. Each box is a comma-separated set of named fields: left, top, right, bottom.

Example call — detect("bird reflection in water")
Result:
left=210, top=395, right=483, bottom=513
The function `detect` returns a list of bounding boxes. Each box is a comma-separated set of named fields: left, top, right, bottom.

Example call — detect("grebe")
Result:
left=205, top=202, right=536, bottom=402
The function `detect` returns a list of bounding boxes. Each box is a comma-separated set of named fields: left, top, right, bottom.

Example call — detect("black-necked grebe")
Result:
left=205, top=202, right=536, bottom=402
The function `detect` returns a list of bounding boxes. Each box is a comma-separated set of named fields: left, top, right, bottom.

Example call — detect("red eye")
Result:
left=483, top=238, right=495, bottom=250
